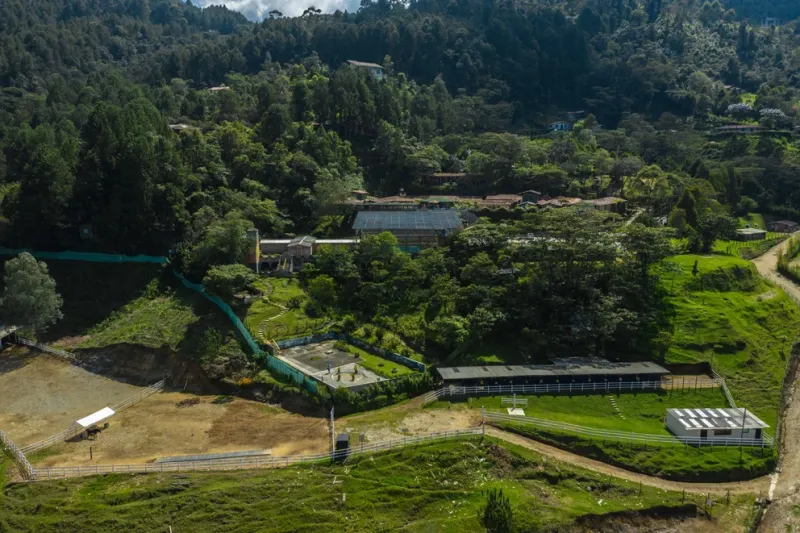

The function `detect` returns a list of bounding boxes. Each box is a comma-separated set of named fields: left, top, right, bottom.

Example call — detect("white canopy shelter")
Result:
left=76, top=407, right=115, bottom=429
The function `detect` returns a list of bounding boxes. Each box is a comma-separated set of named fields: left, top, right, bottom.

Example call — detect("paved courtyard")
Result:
left=278, top=341, right=385, bottom=390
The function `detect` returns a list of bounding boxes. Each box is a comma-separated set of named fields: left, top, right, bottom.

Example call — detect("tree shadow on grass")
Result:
left=37, top=261, right=165, bottom=343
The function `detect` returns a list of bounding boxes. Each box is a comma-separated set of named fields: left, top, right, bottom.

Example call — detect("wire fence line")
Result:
left=20, top=379, right=166, bottom=455
left=485, top=412, right=774, bottom=449
left=0, top=429, right=35, bottom=480
left=18, top=337, right=75, bottom=360
left=32, top=428, right=483, bottom=480
left=422, top=377, right=723, bottom=405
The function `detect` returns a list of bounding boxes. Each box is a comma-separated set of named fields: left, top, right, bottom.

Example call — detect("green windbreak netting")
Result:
left=0, top=248, right=168, bottom=264
left=0, top=247, right=317, bottom=394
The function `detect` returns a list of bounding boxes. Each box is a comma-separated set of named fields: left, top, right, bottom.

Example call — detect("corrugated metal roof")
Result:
left=353, top=210, right=463, bottom=231
left=667, top=408, right=769, bottom=430
left=437, top=358, right=670, bottom=381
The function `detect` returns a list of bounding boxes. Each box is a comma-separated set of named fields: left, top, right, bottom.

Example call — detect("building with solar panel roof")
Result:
left=665, top=408, right=768, bottom=441
left=352, top=209, right=464, bottom=252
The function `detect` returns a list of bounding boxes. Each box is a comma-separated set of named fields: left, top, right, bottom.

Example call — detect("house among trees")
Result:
left=715, top=124, right=766, bottom=135
left=583, top=197, right=627, bottom=213
left=521, top=190, right=543, bottom=203
left=735, top=228, right=767, bottom=241
left=550, top=121, right=571, bottom=132
left=208, top=84, right=231, bottom=92
left=347, top=60, right=385, bottom=80
left=767, top=220, right=798, bottom=233
left=352, top=209, right=463, bottom=251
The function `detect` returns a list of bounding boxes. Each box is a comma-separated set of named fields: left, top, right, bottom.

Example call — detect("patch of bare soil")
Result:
left=347, top=408, right=481, bottom=443
left=33, top=393, right=330, bottom=467
left=0, top=349, right=144, bottom=445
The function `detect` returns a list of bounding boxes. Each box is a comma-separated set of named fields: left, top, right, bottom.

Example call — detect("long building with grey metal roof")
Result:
left=436, top=357, right=670, bottom=385
left=353, top=209, right=463, bottom=252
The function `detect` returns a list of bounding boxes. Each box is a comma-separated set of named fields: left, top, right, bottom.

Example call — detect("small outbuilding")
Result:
left=735, top=228, right=767, bottom=241
left=767, top=220, right=798, bottom=233
left=665, top=408, right=768, bottom=441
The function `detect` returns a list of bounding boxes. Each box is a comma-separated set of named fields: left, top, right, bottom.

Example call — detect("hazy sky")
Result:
left=193, top=0, right=362, bottom=20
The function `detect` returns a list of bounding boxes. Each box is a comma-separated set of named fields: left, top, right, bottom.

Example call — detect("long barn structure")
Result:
left=436, top=357, right=670, bottom=386
left=352, top=209, right=463, bottom=252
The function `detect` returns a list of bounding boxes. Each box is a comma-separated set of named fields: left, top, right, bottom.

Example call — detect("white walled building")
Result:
left=665, top=408, right=768, bottom=442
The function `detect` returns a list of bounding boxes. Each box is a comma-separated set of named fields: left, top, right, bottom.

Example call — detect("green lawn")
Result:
left=335, top=342, right=415, bottom=378
left=0, top=440, right=737, bottom=533
left=245, top=278, right=332, bottom=341
left=431, top=389, right=729, bottom=435
left=78, top=287, right=200, bottom=351
left=660, top=254, right=800, bottom=429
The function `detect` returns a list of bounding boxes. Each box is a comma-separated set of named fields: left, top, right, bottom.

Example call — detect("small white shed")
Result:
left=665, top=408, right=768, bottom=441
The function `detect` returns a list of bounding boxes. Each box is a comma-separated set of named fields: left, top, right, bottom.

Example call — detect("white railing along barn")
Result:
left=422, top=377, right=723, bottom=405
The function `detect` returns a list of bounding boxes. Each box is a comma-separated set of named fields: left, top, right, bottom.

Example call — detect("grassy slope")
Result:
left=38, top=262, right=246, bottom=362
left=337, top=343, right=415, bottom=378
left=245, top=278, right=331, bottom=341
left=431, top=389, right=729, bottom=434
left=499, top=422, right=775, bottom=482
left=0, top=440, right=740, bottom=533
left=661, top=254, right=800, bottom=429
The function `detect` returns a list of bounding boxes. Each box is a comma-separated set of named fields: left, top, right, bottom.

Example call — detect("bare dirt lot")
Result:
left=34, top=393, right=330, bottom=467
left=0, top=349, right=143, bottom=445
left=0, top=349, right=329, bottom=467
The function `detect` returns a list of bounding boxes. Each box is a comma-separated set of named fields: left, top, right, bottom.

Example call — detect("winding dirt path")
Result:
left=751, top=233, right=800, bottom=303
left=486, top=427, right=768, bottom=495
left=748, top=234, right=800, bottom=532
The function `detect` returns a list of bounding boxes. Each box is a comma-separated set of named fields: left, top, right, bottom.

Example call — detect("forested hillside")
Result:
left=2, top=0, right=800, bottom=262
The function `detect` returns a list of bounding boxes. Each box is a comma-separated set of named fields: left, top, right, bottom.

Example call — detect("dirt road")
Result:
left=750, top=235, right=800, bottom=532
left=751, top=234, right=800, bottom=303
left=486, top=427, right=768, bottom=495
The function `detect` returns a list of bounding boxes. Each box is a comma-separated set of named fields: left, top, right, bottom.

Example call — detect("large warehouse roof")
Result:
left=437, top=357, right=669, bottom=381
left=353, top=210, right=463, bottom=232
left=667, top=408, right=768, bottom=431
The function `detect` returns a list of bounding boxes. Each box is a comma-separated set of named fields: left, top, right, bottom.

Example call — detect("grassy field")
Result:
left=0, top=440, right=754, bottom=532
left=661, top=254, right=800, bottom=429
left=334, top=342, right=415, bottom=378
left=430, top=389, right=729, bottom=434
left=497, top=422, right=776, bottom=482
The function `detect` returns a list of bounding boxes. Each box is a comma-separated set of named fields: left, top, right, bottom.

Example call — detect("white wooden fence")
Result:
left=712, top=369, right=737, bottom=409
left=20, top=379, right=166, bottom=455
left=0, top=429, right=35, bottom=480
left=32, top=428, right=482, bottom=480
left=485, top=412, right=774, bottom=449
left=422, top=377, right=723, bottom=405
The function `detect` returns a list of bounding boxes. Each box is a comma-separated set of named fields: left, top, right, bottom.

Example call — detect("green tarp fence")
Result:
left=0, top=248, right=168, bottom=264
left=0, top=247, right=317, bottom=394
left=171, top=271, right=317, bottom=394
left=171, top=270, right=262, bottom=355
